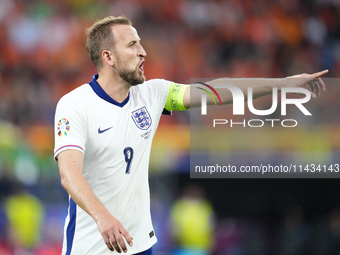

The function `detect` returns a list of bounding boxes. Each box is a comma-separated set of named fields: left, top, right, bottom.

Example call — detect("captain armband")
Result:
left=164, top=83, right=189, bottom=111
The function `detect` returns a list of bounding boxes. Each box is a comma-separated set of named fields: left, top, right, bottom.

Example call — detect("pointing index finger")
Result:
left=313, top=69, right=329, bottom=78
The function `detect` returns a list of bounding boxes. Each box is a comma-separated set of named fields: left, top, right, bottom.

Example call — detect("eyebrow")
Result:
left=127, top=39, right=141, bottom=46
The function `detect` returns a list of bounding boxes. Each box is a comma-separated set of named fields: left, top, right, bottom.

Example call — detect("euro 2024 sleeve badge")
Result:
left=57, top=118, right=70, bottom=137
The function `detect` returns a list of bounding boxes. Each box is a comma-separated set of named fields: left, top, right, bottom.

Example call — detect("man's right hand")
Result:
left=96, top=211, right=133, bottom=253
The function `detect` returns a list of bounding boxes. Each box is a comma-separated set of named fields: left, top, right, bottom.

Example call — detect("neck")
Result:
left=96, top=68, right=130, bottom=103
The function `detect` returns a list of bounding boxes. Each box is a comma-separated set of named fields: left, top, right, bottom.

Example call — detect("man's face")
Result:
left=111, top=25, right=147, bottom=86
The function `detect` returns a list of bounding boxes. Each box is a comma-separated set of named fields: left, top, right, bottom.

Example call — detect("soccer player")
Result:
left=54, top=16, right=327, bottom=255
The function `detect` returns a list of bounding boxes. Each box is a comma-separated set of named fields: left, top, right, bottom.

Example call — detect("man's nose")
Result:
left=138, top=44, right=147, bottom=57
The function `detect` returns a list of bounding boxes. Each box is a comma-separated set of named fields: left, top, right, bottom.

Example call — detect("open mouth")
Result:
left=138, top=61, right=144, bottom=74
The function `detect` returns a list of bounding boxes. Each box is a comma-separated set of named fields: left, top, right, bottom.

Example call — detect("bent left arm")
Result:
left=183, top=70, right=328, bottom=109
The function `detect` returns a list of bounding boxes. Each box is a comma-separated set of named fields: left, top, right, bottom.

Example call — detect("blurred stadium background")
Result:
left=1, top=0, right=340, bottom=254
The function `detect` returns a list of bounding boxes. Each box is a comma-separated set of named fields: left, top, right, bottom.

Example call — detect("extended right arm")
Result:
left=57, top=149, right=133, bottom=253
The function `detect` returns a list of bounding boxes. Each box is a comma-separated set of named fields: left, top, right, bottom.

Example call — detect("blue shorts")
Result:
left=134, top=247, right=153, bottom=255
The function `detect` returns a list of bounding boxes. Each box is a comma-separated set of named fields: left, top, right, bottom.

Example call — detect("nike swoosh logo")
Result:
left=98, top=126, right=113, bottom=134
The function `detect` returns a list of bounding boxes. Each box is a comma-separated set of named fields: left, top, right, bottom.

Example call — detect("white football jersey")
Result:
left=54, top=75, right=172, bottom=254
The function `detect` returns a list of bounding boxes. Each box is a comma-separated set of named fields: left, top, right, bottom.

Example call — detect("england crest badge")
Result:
left=131, top=106, right=152, bottom=130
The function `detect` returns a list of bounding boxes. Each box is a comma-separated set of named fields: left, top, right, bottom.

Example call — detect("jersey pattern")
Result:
left=54, top=75, right=172, bottom=254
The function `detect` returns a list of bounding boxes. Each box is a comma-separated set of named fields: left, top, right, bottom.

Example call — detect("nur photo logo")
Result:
left=197, top=83, right=313, bottom=128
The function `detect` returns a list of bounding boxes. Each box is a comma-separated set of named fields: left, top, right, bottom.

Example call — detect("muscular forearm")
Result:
left=58, top=150, right=109, bottom=223
left=207, top=77, right=284, bottom=104
left=188, top=77, right=283, bottom=108
left=60, top=170, right=109, bottom=222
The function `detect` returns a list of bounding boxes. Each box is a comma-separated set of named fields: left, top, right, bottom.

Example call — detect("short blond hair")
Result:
left=86, top=16, right=132, bottom=70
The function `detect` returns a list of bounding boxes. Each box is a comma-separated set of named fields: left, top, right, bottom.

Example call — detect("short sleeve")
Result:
left=54, top=95, right=86, bottom=161
left=144, top=79, right=173, bottom=107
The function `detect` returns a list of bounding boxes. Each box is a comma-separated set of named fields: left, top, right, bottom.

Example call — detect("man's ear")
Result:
left=102, top=50, right=115, bottom=67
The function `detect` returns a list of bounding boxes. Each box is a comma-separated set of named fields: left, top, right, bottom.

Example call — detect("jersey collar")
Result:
left=89, top=74, right=130, bottom=108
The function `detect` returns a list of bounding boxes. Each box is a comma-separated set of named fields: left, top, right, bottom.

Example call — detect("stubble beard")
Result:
left=116, top=59, right=145, bottom=86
